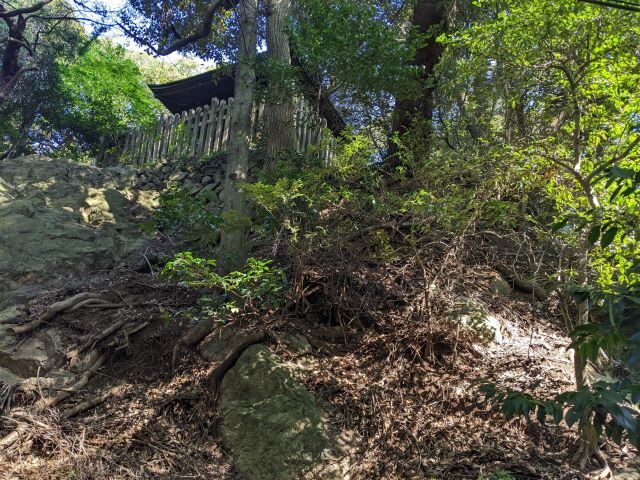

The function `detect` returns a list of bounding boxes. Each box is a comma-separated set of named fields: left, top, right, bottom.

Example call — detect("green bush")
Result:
left=162, top=252, right=287, bottom=313
left=143, top=186, right=220, bottom=251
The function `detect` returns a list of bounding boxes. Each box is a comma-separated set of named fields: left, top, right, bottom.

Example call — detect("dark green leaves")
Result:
left=587, top=223, right=619, bottom=248
left=481, top=381, right=640, bottom=448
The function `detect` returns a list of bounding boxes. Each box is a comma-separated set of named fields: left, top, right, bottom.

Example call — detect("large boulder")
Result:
left=219, top=344, right=329, bottom=480
left=0, top=155, right=157, bottom=307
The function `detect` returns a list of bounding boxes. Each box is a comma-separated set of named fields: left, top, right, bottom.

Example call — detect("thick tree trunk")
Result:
left=0, top=13, right=28, bottom=105
left=263, top=0, right=296, bottom=164
left=387, top=0, right=446, bottom=165
left=219, top=0, right=258, bottom=270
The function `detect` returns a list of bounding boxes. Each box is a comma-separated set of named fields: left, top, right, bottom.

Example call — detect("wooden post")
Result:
left=191, top=107, right=202, bottom=156
left=222, top=97, right=235, bottom=150
left=205, top=98, right=220, bottom=155
left=198, top=105, right=210, bottom=156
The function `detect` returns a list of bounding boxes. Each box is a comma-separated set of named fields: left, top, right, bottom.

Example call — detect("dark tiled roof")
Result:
left=148, top=64, right=346, bottom=135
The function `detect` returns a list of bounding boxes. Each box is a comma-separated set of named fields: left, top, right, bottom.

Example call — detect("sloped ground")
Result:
left=0, top=155, right=637, bottom=479
left=1, top=263, right=636, bottom=479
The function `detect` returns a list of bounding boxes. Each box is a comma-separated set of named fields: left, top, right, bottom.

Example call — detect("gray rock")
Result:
left=489, top=275, right=512, bottom=297
left=616, top=460, right=640, bottom=479
left=201, top=175, right=213, bottom=185
left=0, top=305, right=22, bottom=324
left=446, top=298, right=503, bottom=345
left=0, top=156, right=158, bottom=308
left=219, top=344, right=329, bottom=480
left=0, top=326, right=72, bottom=384
left=284, top=334, right=313, bottom=355
left=196, top=183, right=217, bottom=198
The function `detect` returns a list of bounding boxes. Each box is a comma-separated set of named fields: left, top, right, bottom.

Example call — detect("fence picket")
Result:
left=205, top=98, right=220, bottom=155
left=222, top=97, right=234, bottom=149
left=121, top=95, right=333, bottom=165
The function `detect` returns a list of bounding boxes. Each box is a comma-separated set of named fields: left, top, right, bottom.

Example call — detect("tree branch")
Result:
left=587, top=135, right=640, bottom=183
left=117, top=0, right=234, bottom=56
left=0, top=0, right=54, bottom=18
left=0, top=66, right=37, bottom=100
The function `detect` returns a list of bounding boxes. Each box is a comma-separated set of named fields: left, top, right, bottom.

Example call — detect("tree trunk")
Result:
left=263, top=0, right=296, bottom=165
left=0, top=13, right=28, bottom=105
left=219, top=0, right=258, bottom=271
left=387, top=0, right=446, bottom=165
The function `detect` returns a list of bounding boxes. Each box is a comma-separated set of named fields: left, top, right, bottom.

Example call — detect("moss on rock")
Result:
left=219, top=344, right=327, bottom=480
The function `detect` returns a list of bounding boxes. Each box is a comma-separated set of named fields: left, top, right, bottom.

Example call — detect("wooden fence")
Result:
left=117, top=97, right=334, bottom=166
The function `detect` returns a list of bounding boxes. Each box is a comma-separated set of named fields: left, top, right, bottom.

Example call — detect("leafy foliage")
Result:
left=480, top=380, right=640, bottom=449
left=162, top=252, right=287, bottom=313
left=52, top=40, right=162, bottom=151
left=143, top=186, right=221, bottom=251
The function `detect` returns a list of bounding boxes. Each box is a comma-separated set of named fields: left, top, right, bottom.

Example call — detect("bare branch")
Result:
left=116, top=0, right=238, bottom=56
left=4, top=36, right=33, bottom=54
left=0, top=0, right=54, bottom=18
left=0, top=66, right=37, bottom=100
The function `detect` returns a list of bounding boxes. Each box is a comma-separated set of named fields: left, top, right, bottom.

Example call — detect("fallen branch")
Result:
left=0, top=423, right=28, bottom=449
left=63, top=384, right=125, bottom=419
left=344, top=219, right=415, bottom=243
left=494, top=265, right=548, bottom=302
left=7, top=292, right=98, bottom=335
left=206, top=331, right=266, bottom=392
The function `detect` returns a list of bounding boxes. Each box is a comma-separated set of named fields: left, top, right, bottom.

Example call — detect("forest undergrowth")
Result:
left=4, top=145, right=637, bottom=479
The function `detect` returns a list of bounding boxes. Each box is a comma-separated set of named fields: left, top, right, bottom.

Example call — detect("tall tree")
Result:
left=388, top=0, right=446, bottom=163
left=117, top=0, right=263, bottom=265
left=0, top=0, right=83, bottom=105
left=219, top=0, right=259, bottom=268
left=263, top=0, right=296, bottom=162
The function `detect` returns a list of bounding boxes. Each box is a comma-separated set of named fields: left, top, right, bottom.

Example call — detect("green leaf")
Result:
left=588, top=225, right=602, bottom=244
left=600, top=226, right=618, bottom=248
left=552, top=218, right=569, bottom=231
left=565, top=407, right=583, bottom=428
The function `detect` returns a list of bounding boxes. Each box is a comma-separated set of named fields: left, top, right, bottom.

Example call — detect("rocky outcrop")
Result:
left=0, top=155, right=157, bottom=308
left=219, top=344, right=330, bottom=480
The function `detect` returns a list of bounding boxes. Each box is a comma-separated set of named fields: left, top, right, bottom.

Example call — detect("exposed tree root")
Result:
left=0, top=383, right=17, bottom=412
left=172, top=318, right=218, bottom=372
left=33, top=352, right=107, bottom=414
left=112, top=321, right=150, bottom=352
left=181, top=318, right=218, bottom=347
left=7, top=292, right=98, bottom=335
left=66, top=318, right=131, bottom=359
left=206, top=331, right=266, bottom=392
left=68, top=298, right=111, bottom=311
left=571, top=425, right=613, bottom=480
left=0, top=352, right=107, bottom=450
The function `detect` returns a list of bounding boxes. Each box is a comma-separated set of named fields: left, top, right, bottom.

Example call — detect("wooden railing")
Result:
left=118, top=97, right=334, bottom=166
